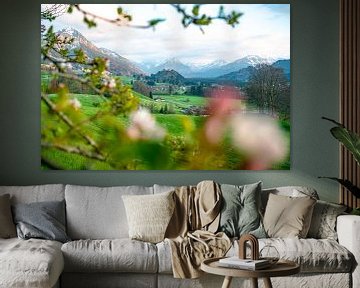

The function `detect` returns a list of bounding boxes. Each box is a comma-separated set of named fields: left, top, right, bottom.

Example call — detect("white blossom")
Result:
left=68, top=98, right=81, bottom=111
left=127, top=108, right=166, bottom=140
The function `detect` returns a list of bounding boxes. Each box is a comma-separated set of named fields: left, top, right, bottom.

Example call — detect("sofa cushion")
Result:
left=153, top=184, right=176, bottom=194
left=263, top=194, right=316, bottom=238
left=0, top=194, right=16, bottom=238
left=0, top=184, right=65, bottom=204
left=12, top=200, right=70, bottom=243
left=307, top=200, right=347, bottom=240
left=0, top=238, right=64, bottom=288
left=261, top=186, right=319, bottom=213
left=157, top=238, right=353, bottom=274
left=218, top=182, right=266, bottom=238
left=122, top=191, right=175, bottom=243
left=61, top=239, right=158, bottom=273
left=65, top=185, right=153, bottom=239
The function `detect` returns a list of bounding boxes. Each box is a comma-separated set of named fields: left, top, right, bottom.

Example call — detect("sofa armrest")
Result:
left=337, top=215, right=360, bottom=288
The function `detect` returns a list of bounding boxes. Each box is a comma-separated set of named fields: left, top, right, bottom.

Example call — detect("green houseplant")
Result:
left=320, top=117, right=360, bottom=215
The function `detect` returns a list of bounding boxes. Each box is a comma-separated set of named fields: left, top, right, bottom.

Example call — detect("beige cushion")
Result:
left=0, top=238, right=63, bottom=288
left=122, top=191, right=175, bottom=243
left=263, top=193, right=316, bottom=238
left=0, top=194, right=16, bottom=238
left=61, top=239, right=158, bottom=273
left=261, top=186, right=319, bottom=213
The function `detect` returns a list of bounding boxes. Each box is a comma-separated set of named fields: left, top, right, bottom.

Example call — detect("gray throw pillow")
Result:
left=12, top=200, right=70, bottom=243
left=307, top=200, right=347, bottom=240
left=0, top=194, right=16, bottom=238
left=218, top=182, right=266, bottom=238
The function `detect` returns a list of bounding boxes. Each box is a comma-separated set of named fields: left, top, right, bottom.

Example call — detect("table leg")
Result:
left=221, top=276, right=233, bottom=288
left=251, top=278, right=258, bottom=288
left=263, top=277, right=273, bottom=288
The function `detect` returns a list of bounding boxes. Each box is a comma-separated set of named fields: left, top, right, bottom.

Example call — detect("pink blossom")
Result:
left=230, top=113, right=287, bottom=169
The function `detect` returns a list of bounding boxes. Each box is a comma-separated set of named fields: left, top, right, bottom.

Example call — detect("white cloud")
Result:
left=47, top=4, right=290, bottom=64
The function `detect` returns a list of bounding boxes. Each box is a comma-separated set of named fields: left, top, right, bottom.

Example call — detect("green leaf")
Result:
left=192, top=5, right=200, bottom=16
left=84, top=16, right=97, bottom=28
left=148, top=18, right=165, bottom=27
left=319, top=177, right=360, bottom=198
left=117, top=7, right=123, bottom=15
left=330, top=126, right=360, bottom=165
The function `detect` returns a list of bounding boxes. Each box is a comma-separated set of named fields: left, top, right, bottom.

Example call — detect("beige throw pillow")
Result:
left=263, top=193, right=316, bottom=238
left=0, top=194, right=17, bottom=238
left=122, top=191, right=175, bottom=243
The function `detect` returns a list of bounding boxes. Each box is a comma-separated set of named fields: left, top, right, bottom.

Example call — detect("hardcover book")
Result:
left=218, top=257, right=271, bottom=270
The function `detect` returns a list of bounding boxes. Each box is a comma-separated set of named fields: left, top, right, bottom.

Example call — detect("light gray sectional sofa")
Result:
left=0, top=184, right=359, bottom=288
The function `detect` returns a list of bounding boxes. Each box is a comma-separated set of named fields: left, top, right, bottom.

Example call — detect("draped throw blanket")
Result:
left=165, top=181, right=231, bottom=279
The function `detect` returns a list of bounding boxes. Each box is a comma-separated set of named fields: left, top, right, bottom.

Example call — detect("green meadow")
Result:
left=41, top=74, right=290, bottom=170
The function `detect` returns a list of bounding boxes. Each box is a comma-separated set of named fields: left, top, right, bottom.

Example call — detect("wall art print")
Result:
left=41, top=4, right=290, bottom=170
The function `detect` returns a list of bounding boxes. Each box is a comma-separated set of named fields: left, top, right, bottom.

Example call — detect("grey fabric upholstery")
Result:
left=0, top=238, right=63, bottom=288
left=157, top=273, right=351, bottom=288
left=61, top=239, right=158, bottom=273
left=157, top=237, right=353, bottom=274
left=65, top=185, right=153, bottom=239
left=61, top=273, right=157, bottom=288
left=153, top=184, right=176, bottom=194
left=226, top=238, right=353, bottom=273
left=0, top=185, right=65, bottom=204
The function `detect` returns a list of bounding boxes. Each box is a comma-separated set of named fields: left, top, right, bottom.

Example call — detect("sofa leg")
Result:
left=263, top=277, right=273, bottom=288
left=221, top=276, right=232, bottom=288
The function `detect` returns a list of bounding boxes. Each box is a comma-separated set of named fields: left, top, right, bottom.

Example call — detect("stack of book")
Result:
left=218, top=257, right=271, bottom=270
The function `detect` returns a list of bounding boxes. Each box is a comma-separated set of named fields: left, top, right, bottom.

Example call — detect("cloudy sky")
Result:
left=43, top=4, right=290, bottom=65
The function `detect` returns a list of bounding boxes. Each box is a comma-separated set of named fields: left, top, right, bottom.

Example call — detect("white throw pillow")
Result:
left=122, top=191, right=175, bottom=243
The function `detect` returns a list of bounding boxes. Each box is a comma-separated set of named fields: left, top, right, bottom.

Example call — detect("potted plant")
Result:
left=320, top=117, right=360, bottom=215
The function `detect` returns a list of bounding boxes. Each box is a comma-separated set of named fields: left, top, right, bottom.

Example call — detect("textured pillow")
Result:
left=307, top=200, right=347, bottom=240
left=12, top=200, right=70, bottom=243
left=263, top=193, right=316, bottom=238
left=218, top=182, right=266, bottom=238
left=0, top=194, right=16, bottom=238
left=122, top=191, right=175, bottom=243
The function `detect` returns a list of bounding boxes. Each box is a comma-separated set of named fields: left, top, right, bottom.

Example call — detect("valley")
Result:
left=41, top=27, right=291, bottom=170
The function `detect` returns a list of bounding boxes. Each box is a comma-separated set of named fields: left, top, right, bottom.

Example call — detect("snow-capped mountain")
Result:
left=52, top=28, right=145, bottom=76
left=196, top=59, right=229, bottom=70
left=140, top=55, right=277, bottom=78
left=196, top=55, right=275, bottom=78
left=48, top=29, right=284, bottom=78
left=148, top=58, right=193, bottom=76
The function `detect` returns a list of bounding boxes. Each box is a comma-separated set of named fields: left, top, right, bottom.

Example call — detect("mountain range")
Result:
left=140, top=55, right=280, bottom=78
left=47, top=28, right=290, bottom=80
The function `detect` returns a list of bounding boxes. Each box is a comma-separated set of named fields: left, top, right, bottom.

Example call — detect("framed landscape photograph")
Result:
left=41, top=4, right=290, bottom=170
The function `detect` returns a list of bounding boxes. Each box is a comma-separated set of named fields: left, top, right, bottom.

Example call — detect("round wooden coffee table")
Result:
left=201, top=257, right=300, bottom=288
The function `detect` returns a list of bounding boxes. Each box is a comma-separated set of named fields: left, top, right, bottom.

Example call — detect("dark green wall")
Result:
left=0, top=0, right=340, bottom=202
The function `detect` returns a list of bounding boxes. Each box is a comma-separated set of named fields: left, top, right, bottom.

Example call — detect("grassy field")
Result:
left=41, top=73, right=291, bottom=170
